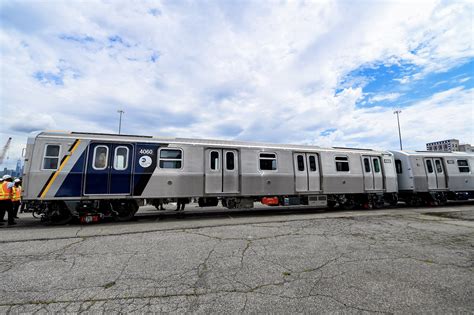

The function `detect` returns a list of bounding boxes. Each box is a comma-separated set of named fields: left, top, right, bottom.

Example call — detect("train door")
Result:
left=362, top=156, right=383, bottom=191
left=372, top=157, right=383, bottom=190
left=84, top=143, right=133, bottom=195
left=424, top=158, right=437, bottom=189
left=433, top=158, right=447, bottom=189
left=362, top=156, right=374, bottom=191
left=110, top=144, right=133, bottom=194
left=205, top=149, right=239, bottom=194
left=293, top=153, right=320, bottom=192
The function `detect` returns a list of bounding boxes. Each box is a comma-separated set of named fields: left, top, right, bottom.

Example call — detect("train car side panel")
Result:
left=140, top=144, right=204, bottom=198
left=240, top=148, right=294, bottom=196
left=320, top=151, right=364, bottom=194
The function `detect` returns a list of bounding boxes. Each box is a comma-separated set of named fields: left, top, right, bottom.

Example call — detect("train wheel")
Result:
left=47, top=201, right=73, bottom=225
left=112, top=200, right=138, bottom=222
left=340, top=200, right=355, bottom=210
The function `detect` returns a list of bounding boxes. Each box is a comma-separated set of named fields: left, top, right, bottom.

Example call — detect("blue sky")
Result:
left=0, top=0, right=473, bottom=168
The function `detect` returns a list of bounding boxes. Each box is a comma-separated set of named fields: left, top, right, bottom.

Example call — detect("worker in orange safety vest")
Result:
left=0, top=175, right=15, bottom=226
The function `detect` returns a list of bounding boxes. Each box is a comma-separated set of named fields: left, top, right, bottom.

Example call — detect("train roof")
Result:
left=390, top=150, right=474, bottom=157
left=33, top=131, right=391, bottom=155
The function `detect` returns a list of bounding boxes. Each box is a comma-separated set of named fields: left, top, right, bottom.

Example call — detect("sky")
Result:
left=0, top=0, right=473, bottom=169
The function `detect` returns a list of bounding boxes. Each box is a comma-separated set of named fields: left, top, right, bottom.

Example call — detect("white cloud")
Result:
left=369, top=93, right=402, bottom=103
left=0, top=0, right=473, bottom=169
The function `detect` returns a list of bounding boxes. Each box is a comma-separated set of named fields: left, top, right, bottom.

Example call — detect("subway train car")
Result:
left=391, top=150, right=474, bottom=205
left=22, top=131, right=398, bottom=223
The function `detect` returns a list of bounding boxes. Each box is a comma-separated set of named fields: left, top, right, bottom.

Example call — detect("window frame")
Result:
left=426, top=159, right=434, bottom=173
left=113, top=146, right=129, bottom=171
left=309, top=155, right=317, bottom=172
left=335, top=156, right=350, bottom=172
left=92, top=145, right=109, bottom=171
left=259, top=152, right=278, bottom=171
left=226, top=151, right=235, bottom=171
left=42, top=144, right=62, bottom=170
left=158, top=148, right=183, bottom=170
left=210, top=150, right=220, bottom=171
left=297, top=154, right=305, bottom=171
left=363, top=157, right=371, bottom=173
left=373, top=158, right=381, bottom=173
left=395, top=159, right=403, bottom=174
left=457, top=159, right=470, bottom=173
left=434, top=159, right=443, bottom=173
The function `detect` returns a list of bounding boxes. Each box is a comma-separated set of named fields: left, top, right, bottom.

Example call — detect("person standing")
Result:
left=175, top=198, right=189, bottom=211
left=12, top=178, right=22, bottom=219
left=0, top=175, right=15, bottom=226
left=0, top=176, right=4, bottom=222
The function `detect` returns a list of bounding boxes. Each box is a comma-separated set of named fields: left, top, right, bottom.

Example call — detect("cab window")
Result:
left=43, top=144, right=61, bottom=170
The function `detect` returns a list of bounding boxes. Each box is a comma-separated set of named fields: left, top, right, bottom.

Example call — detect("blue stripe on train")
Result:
left=55, top=151, right=86, bottom=197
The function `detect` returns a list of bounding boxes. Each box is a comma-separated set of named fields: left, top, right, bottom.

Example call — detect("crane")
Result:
left=0, top=137, right=12, bottom=165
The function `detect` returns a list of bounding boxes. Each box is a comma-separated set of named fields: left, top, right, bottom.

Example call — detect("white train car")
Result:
left=391, top=150, right=474, bottom=205
left=22, top=131, right=398, bottom=223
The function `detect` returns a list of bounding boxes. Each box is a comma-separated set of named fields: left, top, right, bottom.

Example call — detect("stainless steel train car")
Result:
left=391, top=150, right=474, bottom=205
left=22, top=131, right=399, bottom=223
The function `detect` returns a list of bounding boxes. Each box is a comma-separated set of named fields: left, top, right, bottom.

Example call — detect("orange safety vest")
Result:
left=12, top=185, right=21, bottom=202
left=0, top=182, right=12, bottom=201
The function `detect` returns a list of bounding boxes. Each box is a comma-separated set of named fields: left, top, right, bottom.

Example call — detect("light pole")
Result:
left=393, top=110, right=403, bottom=150
left=117, top=110, right=124, bottom=134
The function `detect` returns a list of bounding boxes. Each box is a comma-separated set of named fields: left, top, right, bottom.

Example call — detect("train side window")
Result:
left=297, top=155, right=305, bottom=171
left=395, top=159, right=402, bottom=174
left=364, top=158, right=371, bottom=172
left=226, top=152, right=234, bottom=170
left=426, top=160, right=433, bottom=173
left=373, top=158, right=380, bottom=173
left=309, top=155, right=317, bottom=172
left=114, top=146, right=129, bottom=170
left=93, top=146, right=108, bottom=170
left=259, top=153, right=277, bottom=171
left=435, top=160, right=443, bottom=173
left=42, top=144, right=61, bottom=170
left=210, top=151, right=219, bottom=170
left=159, top=149, right=182, bottom=169
left=335, top=156, right=349, bottom=172
left=457, top=160, right=470, bottom=173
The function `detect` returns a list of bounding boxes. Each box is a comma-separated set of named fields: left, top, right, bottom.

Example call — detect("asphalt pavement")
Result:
left=0, top=204, right=473, bottom=313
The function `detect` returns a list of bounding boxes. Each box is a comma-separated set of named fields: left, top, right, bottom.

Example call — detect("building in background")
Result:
left=0, top=159, right=24, bottom=178
left=459, top=143, right=473, bottom=153
left=426, top=139, right=473, bottom=152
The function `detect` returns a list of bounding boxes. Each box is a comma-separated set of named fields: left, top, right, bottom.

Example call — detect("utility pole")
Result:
left=117, top=110, right=124, bottom=134
left=393, top=110, right=403, bottom=150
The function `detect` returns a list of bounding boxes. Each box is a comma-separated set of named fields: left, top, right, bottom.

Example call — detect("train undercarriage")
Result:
left=23, top=190, right=472, bottom=224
